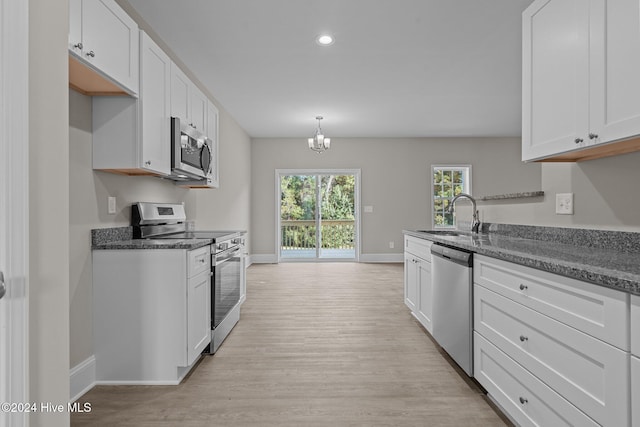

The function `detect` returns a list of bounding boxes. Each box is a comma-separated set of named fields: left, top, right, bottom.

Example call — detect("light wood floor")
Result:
left=72, top=262, right=510, bottom=426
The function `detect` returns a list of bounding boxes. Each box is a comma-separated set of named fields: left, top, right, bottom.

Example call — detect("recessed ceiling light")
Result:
left=316, top=34, right=334, bottom=46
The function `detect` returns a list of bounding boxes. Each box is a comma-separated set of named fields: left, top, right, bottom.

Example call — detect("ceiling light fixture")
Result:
left=316, top=34, right=334, bottom=46
left=308, top=116, right=331, bottom=153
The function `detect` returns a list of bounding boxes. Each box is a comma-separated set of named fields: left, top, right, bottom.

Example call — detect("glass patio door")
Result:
left=279, top=171, right=357, bottom=261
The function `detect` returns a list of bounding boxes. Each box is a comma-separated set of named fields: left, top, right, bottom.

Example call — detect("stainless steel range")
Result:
left=132, top=202, right=245, bottom=354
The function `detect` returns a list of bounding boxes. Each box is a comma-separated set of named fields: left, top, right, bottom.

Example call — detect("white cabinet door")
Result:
left=170, top=62, right=208, bottom=132
left=206, top=100, right=220, bottom=188
left=630, top=294, right=640, bottom=357
left=187, top=269, right=211, bottom=365
left=69, top=0, right=82, bottom=54
left=590, top=0, right=640, bottom=146
left=139, top=31, right=171, bottom=175
left=416, top=257, right=432, bottom=333
left=170, top=62, right=190, bottom=121
left=633, top=355, right=640, bottom=427
left=404, top=253, right=418, bottom=312
left=190, top=86, right=208, bottom=133
left=77, top=0, right=139, bottom=95
left=522, top=0, right=590, bottom=161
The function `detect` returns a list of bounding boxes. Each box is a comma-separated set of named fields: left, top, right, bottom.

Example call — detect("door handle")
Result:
left=0, top=271, right=5, bottom=300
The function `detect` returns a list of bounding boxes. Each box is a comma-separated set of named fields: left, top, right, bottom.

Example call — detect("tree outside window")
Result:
left=432, top=165, right=471, bottom=228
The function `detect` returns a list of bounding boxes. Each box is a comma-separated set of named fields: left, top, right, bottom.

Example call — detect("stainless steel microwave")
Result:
left=168, top=117, right=213, bottom=181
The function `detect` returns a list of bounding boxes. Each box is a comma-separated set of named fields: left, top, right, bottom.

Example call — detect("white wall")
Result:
left=30, top=0, right=70, bottom=425
left=251, top=137, right=540, bottom=257
left=480, top=152, right=640, bottom=231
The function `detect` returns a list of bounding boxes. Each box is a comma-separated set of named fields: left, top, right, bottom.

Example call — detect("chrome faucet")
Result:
left=446, top=193, right=480, bottom=233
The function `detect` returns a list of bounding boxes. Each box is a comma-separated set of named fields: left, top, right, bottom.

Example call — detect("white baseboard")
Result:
left=249, top=253, right=403, bottom=263
left=70, top=355, right=96, bottom=402
left=250, top=254, right=278, bottom=264
left=359, top=253, right=403, bottom=263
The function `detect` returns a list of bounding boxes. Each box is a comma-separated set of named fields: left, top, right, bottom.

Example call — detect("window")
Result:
left=432, top=165, right=471, bottom=228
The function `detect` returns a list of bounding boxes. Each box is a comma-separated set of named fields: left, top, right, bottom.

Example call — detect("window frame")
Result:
left=431, top=165, right=472, bottom=229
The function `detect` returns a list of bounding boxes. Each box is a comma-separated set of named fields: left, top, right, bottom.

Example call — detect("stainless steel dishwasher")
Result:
left=431, top=243, right=473, bottom=376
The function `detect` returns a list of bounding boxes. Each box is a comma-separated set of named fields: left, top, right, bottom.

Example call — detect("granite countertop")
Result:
left=91, top=226, right=212, bottom=250
left=404, top=225, right=640, bottom=296
left=93, top=238, right=213, bottom=250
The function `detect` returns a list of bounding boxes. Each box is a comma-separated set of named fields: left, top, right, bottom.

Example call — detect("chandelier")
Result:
left=308, top=116, right=331, bottom=153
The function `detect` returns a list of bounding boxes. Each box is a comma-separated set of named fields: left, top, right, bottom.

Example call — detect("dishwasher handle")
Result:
left=431, top=243, right=473, bottom=267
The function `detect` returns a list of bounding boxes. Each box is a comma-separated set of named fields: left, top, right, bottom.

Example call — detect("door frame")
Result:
left=0, top=0, right=30, bottom=425
left=275, top=169, right=361, bottom=263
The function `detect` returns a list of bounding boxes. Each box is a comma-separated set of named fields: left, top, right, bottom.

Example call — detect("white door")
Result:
left=0, top=0, right=29, bottom=425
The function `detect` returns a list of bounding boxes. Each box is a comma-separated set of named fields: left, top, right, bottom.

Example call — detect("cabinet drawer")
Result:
left=188, top=246, right=210, bottom=278
left=404, top=236, right=432, bottom=260
left=474, top=255, right=628, bottom=350
left=633, top=355, right=640, bottom=427
left=474, top=332, right=598, bottom=427
left=633, top=295, right=640, bottom=357
left=474, top=285, right=629, bottom=427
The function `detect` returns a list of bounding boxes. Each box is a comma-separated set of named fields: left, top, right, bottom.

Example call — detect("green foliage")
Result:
left=280, top=174, right=355, bottom=249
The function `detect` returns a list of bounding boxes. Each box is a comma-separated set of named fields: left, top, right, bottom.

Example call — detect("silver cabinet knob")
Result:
left=73, top=42, right=83, bottom=50
left=86, top=51, right=95, bottom=58
left=519, top=284, right=527, bottom=291
left=519, top=397, right=528, bottom=405
left=520, top=335, right=528, bottom=342
left=144, top=161, right=151, bottom=166
left=589, top=133, right=598, bottom=140
left=574, top=138, right=584, bottom=144
left=0, top=271, right=5, bottom=300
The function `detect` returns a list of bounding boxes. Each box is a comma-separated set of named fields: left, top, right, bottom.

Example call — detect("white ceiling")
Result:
left=125, top=0, right=534, bottom=138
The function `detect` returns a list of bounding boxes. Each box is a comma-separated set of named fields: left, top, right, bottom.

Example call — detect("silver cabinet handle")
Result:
left=74, top=42, right=83, bottom=49
left=520, top=335, right=528, bottom=342
left=0, top=271, right=5, bottom=300
left=519, top=397, right=528, bottom=405
left=519, top=284, right=527, bottom=291
left=574, top=138, right=583, bottom=144
left=589, top=133, right=598, bottom=140
left=86, top=51, right=95, bottom=58
left=144, top=161, right=151, bottom=166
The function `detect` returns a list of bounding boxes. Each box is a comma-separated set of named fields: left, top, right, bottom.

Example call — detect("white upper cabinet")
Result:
left=590, top=0, right=640, bottom=145
left=523, top=0, right=640, bottom=162
left=170, top=63, right=208, bottom=133
left=522, top=0, right=590, bottom=161
left=92, top=31, right=171, bottom=176
left=206, top=100, right=220, bottom=188
left=139, top=31, right=172, bottom=176
left=68, top=0, right=139, bottom=96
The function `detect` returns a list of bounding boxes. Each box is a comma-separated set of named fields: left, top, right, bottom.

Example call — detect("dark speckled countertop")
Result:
left=404, top=224, right=640, bottom=296
left=91, top=226, right=212, bottom=250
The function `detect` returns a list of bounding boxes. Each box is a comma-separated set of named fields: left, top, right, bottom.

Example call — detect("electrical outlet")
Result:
left=555, top=193, right=574, bottom=215
left=108, top=196, right=116, bottom=214
left=364, top=205, right=374, bottom=213
left=389, top=241, right=395, bottom=249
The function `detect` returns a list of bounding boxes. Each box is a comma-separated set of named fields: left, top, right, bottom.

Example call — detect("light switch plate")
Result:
left=555, top=193, right=574, bottom=215
left=364, top=205, right=374, bottom=213
left=108, top=196, right=116, bottom=214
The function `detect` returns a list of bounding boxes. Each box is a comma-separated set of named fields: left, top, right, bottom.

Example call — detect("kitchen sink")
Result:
left=416, top=230, right=465, bottom=237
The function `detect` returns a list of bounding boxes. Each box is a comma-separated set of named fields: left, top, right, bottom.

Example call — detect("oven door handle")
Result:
left=214, top=246, right=241, bottom=265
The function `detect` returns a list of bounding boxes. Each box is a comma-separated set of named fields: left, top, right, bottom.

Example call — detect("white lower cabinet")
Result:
left=93, top=246, right=211, bottom=384
left=475, top=333, right=598, bottom=427
left=632, top=356, right=640, bottom=427
left=473, top=255, right=630, bottom=427
left=403, top=236, right=432, bottom=333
